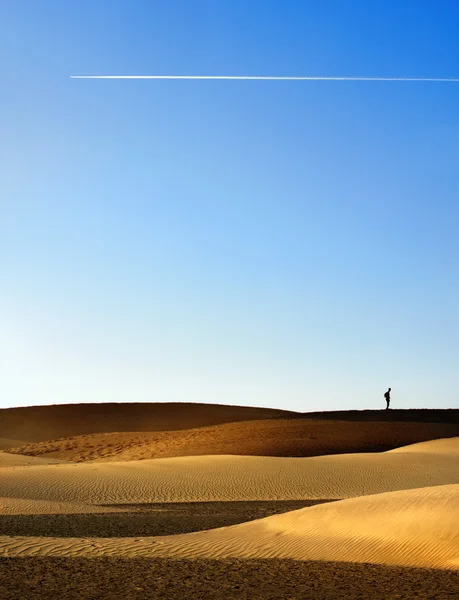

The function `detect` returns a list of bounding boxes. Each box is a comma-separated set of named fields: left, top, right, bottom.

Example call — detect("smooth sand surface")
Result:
left=2, top=440, right=459, bottom=505
left=1, top=485, right=458, bottom=570
left=389, top=436, right=459, bottom=455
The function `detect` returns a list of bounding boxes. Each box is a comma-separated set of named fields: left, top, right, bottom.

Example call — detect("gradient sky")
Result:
left=1, top=1, right=459, bottom=411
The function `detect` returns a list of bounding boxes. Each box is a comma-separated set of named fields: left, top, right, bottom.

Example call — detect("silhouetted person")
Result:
left=384, top=387, right=391, bottom=409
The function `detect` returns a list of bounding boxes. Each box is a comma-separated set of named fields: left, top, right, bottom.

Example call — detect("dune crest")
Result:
left=388, top=436, right=459, bottom=455
left=0, top=402, right=296, bottom=443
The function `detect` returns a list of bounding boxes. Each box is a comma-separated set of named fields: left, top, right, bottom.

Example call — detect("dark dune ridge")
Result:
left=1, top=402, right=457, bottom=447
left=8, top=417, right=459, bottom=461
left=300, top=408, right=459, bottom=424
left=0, top=402, right=297, bottom=443
left=1, top=557, right=458, bottom=600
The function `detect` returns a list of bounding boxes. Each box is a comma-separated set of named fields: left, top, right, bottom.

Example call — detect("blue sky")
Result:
left=1, top=1, right=458, bottom=411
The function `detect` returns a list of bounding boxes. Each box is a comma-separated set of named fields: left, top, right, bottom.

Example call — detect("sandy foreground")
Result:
left=1, top=434, right=459, bottom=598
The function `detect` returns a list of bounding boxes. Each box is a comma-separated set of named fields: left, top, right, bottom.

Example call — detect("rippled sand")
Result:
left=2, top=445, right=459, bottom=505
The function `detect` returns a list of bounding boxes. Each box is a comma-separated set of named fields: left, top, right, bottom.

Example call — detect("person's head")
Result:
left=388, top=387, right=391, bottom=392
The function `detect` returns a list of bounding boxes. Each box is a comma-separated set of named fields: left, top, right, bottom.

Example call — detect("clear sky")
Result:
left=1, top=1, right=458, bottom=411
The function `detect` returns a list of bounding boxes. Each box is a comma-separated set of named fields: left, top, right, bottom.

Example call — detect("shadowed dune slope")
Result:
left=0, top=403, right=297, bottom=443
left=8, top=418, right=459, bottom=462
left=1, top=485, right=458, bottom=570
left=2, top=439, right=459, bottom=505
left=2, top=405, right=457, bottom=447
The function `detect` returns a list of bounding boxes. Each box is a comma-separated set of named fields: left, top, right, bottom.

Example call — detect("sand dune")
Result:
left=0, top=402, right=296, bottom=443
left=2, top=404, right=457, bottom=447
left=388, top=436, right=459, bottom=455
left=2, top=439, right=459, bottom=506
left=1, top=485, right=458, bottom=570
left=2, top=402, right=458, bottom=585
left=8, top=418, right=459, bottom=462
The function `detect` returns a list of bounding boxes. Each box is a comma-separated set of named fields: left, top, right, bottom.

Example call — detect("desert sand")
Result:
left=2, top=445, right=459, bottom=504
left=2, top=483, right=458, bottom=570
left=1, top=404, right=458, bottom=598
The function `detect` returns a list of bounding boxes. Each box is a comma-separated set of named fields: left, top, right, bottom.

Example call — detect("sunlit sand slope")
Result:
left=9, top=420, right=459, bottom=462
left=388, top=436, right=459, bottom=455
left=2, top=445, right=459, bottom=505
left=1, top=485, right=458, bottom=570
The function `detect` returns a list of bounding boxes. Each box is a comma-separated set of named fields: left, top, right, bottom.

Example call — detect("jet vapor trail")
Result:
left=70, top=75, right=459, bottom=82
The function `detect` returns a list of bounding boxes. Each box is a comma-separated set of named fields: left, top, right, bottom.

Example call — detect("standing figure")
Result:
left=384, top=387, right=391, bottom=409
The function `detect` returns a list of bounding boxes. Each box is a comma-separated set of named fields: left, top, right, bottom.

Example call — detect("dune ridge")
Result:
left=1, top=485, right=458, bottom=570
left=2, top=404, right=457, bottom=447
left=0, top=402, right=297, bottom=443
left=388, top=436, right=459, bottom=455
left=7, top=418, right=459, bottom=463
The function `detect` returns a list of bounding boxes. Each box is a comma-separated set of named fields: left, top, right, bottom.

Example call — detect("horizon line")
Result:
left=69, top=75, right=459, bottom=82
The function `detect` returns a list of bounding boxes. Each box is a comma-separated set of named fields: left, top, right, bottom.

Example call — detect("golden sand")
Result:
left=1, top=405, right=458, bottom=599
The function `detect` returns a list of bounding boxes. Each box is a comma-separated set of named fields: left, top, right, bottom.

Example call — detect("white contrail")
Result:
left=70, top=75, right=459, bottom=82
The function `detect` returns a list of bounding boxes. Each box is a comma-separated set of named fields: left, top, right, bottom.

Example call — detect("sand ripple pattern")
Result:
left=1, top=485, right=458, bottom=570
left=1, top=449, right=459, bottom=505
